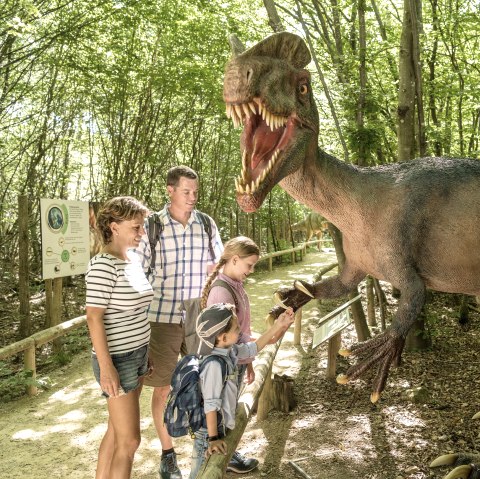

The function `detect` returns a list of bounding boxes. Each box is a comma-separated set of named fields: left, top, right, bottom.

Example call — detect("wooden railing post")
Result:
left=294, top=308, right=302, bottom=346
left=24, top=343, right=37, bottom=396
left=326, top=332, right=342, bottom=379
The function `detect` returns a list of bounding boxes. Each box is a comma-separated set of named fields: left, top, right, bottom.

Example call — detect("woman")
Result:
left=85, top=196, right=153, bottom=479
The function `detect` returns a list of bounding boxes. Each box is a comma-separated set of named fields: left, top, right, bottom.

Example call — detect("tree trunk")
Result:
left=398, top=0, right=430, bottom=351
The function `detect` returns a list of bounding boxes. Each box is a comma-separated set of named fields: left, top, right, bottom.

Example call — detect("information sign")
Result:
left=40, top=199, right=90, bottom=279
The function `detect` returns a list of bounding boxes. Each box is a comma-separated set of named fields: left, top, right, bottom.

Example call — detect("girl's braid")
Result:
left=200, top=258, right=226, bottom=309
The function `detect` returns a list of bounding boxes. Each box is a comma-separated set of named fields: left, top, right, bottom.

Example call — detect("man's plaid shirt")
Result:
left=135, top=205, right=223, bottom=324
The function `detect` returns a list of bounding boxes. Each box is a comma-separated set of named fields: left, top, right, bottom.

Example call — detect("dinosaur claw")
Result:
left=273, top=292, right=289, bottom=309
left=430, top=454, right=459, bottom=467
left=338, top=348, right=352, bottom=357
left=370, top=392, right=381, bottom=403
left=336, top=374, right=349, bottom=385
left=472, top=410, right=480, bottom=419
left=294, top=280, right=314, bottom=298
left=444, top=465, right=473, bottom=479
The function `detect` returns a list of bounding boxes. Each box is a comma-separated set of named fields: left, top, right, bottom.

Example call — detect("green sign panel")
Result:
left=312, top=308, right=351, bottom=349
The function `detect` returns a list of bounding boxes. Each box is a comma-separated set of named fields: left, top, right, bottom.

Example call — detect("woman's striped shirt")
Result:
left=86, top=252, right=153, bottom=355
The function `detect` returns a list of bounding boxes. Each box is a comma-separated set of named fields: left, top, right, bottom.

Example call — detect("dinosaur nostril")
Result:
left=246, top=68, right=253, bottom=84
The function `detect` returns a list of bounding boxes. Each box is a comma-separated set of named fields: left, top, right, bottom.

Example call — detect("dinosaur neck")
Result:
left=280, top=148, right=364, bottom=231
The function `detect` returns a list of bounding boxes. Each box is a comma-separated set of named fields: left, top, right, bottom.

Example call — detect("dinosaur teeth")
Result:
left=248, top=102, right=256, bottom=114
left=242, top=103, right=251, bottom=118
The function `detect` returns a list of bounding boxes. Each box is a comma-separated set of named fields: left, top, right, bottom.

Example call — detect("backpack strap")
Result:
left=147, top=212, right=163, bottom=276
left=200, top=354, right=231, bottom=384
left=212, top=279, right=239, bottom=310
left=196, top=211, right=215, bottom=261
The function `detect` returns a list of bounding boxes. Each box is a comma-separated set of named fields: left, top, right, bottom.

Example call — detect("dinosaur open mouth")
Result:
left=226, top=98, right=295, bottom=203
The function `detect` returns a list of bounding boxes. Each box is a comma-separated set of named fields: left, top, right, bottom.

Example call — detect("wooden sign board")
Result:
left=312, top=307, right=351, bottom=349
left=40, top=199, right=90, bottom=279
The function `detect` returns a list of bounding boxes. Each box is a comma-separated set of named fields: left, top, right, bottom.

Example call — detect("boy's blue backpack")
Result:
left=163, top=354, right=230, bottom=438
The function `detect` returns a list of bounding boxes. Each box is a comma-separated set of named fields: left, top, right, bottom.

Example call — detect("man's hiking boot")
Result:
left=159, top=451, right=182, bottom=479
left=226, top=451, right=259, bottom=474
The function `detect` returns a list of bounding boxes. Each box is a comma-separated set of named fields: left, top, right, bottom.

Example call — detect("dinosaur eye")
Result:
left=299, top=83, right=309, bottom=95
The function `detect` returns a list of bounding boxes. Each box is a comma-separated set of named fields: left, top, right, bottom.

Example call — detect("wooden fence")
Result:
left=2, top=240, right=330, bottom=396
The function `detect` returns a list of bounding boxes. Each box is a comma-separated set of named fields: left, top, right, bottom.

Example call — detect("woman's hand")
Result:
left=206, top=439, right=227, bottom=457
left=100, top=362, right=121, bottom=398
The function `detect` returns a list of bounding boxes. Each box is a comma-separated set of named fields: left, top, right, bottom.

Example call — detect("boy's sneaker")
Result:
left=226, top=451, right=259, bottom=473
left=159, top=451, right=182, bottom=479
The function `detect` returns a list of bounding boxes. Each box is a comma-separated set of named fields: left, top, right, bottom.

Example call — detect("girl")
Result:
left=199, top=236, right=290, bottom=474
left=190, top=303, right=295, bottom=478
left=200, top=236, right=259, bottom=387
left=85, top=196, right=153, bottom=479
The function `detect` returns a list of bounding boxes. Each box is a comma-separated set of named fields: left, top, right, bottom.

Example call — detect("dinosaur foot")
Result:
left=268, top=280, right=315, bottom=320
left=335, top=331, right=405, bottom=403
left=430, top=453, right=480, bottom=479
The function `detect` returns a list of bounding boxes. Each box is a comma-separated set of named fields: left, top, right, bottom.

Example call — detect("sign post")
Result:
left=312, top=294, right=362, bottom=378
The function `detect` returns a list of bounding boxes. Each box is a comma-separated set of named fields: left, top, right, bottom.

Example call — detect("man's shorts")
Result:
left=144, top=322, right=187, bottom=387
left=92, top=344, right=149, bottom=398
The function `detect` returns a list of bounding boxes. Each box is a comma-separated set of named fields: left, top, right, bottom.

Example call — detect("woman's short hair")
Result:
left=96, top=196, right=149, bottom=244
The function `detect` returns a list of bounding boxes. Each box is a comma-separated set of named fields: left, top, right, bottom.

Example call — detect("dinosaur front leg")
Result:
left=337, top=274, right=426, bottom=402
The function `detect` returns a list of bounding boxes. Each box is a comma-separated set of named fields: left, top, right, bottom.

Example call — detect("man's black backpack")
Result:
left=163, top=354, right=230, bottom=438
left=146, top=211, right=214, bottom=276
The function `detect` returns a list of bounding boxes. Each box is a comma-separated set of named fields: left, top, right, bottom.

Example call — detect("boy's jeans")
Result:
left=189, top=427, right=209, bottom=479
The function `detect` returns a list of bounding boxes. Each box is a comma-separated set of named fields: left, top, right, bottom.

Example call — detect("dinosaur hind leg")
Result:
left=338, top=273, right=426, bottom=402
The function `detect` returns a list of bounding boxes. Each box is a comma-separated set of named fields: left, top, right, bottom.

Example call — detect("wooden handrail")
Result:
left=0, top=314, right=87, bottom=395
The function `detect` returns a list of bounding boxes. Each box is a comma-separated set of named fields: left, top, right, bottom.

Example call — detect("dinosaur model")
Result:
left=291, top=211, right=328, bottom=246
left=223, top=32, right=480, bottom=404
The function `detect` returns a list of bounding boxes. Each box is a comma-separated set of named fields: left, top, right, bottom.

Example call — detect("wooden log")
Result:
left=45, top=279, right=53, bottom=328
left=257, top=362, right=273, bottom=421
left=326, top=332, right=341, bottom=379
left=198, top=339, right=283, bottom=479
left=293, top=308, right=302, bottom=346
left=52, top=277, right=63, bottom=352
left=24, top=343, right=37, bottom=396
left=0, top=337, right=35, bottom=360
left=272, top=374, right=296, bottom=412
left=32, top=315, right=87, bottom=347
left=18, top=194, right=30, bottom=338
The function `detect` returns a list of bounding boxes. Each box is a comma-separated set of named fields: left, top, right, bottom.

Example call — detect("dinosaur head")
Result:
left=223, top=32, right=319, bottom=213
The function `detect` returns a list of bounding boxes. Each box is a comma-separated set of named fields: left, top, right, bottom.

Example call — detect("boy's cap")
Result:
left=196, top=303, right=234, bottom=356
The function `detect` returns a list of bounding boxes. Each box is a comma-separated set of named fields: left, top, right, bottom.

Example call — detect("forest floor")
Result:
left=1, top=247, right=479, bottom=479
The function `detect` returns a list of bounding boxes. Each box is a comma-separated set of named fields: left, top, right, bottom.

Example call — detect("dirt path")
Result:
left=1, top=248, right=479, bottom=479
left=0, top=248, right=337, bottom=478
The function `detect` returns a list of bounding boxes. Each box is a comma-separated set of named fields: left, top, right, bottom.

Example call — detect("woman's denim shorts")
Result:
left=92, top=344, right=149, bottom=398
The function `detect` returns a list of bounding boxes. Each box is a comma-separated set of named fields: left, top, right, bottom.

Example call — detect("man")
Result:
left=136, top=166, right=223, bottom=478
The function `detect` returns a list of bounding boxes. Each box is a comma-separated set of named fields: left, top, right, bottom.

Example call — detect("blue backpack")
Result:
left=163, top=354, right=230, bottom=438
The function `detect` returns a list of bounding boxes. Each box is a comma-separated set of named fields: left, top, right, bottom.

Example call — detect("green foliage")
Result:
left=0, top=363, right=51, bottom=402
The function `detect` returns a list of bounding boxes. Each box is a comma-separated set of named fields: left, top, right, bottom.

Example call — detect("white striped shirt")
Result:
left=85, top=251, right=153, bottom=354
left=135, top=206, right=223, bottom=324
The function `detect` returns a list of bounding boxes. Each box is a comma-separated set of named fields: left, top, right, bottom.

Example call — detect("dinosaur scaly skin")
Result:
left=223, top=32, right=480, bottom=402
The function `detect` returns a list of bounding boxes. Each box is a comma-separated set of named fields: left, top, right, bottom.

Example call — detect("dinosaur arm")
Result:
left=269, top=264, right=364, bottom=318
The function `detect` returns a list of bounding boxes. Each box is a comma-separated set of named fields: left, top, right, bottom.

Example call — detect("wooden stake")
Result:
left=18, top=195, right=30, bottom=338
